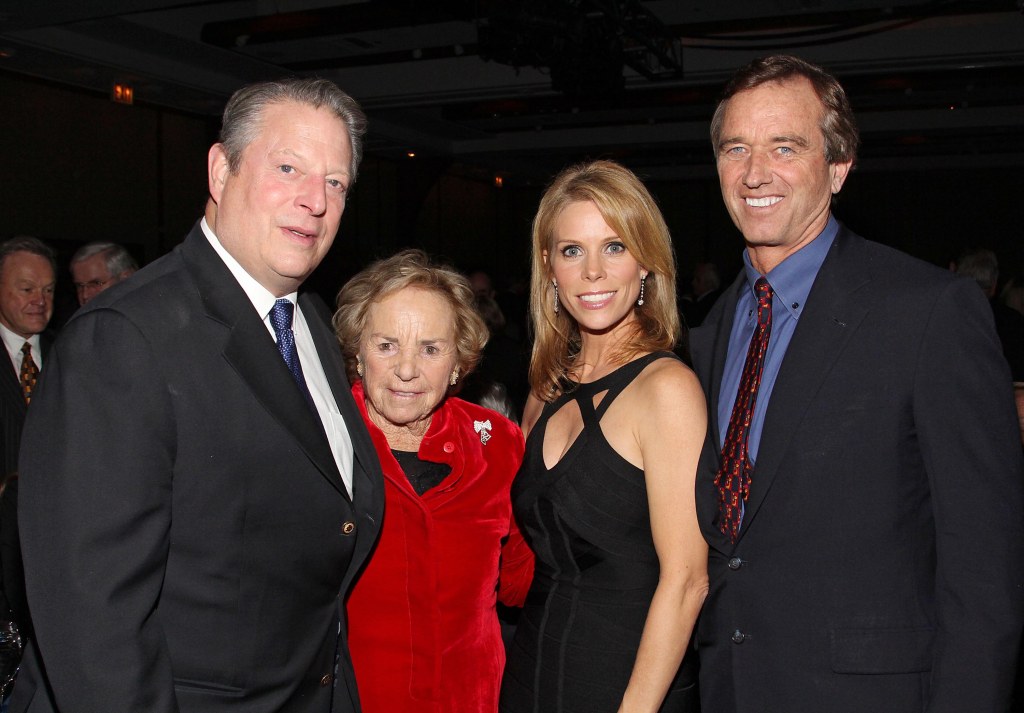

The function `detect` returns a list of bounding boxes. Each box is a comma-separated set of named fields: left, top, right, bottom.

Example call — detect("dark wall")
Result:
left=3, top=71, right=1022, bottom=309
left=839, top=168, right=1023, bottom=274
left=0, top=72, right=210, bottom=264
left=646, top=165, right=1024, bottom=290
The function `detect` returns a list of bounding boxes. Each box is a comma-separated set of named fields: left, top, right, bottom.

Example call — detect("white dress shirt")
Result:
left=201, top=218, right=354, bottom=496
left=0, top=322, right=43, bottom=378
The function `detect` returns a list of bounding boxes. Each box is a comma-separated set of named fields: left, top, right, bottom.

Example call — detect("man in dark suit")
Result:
left=690, top=55, right=1024, bottom=712
left=0, top=237, right=55, bottom=478
left=952, top=247, right=1024, bottom=382
left=11, top=78, right=384, bottom=713
left=0, top=236, right=56, bottom=689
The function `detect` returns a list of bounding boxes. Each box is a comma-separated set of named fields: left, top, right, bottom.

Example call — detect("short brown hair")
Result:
left=710, top=54, right=859, bottom=165
left=333, top=249, right=488, bottom=383
left=529, top=159, right=679, bottom=401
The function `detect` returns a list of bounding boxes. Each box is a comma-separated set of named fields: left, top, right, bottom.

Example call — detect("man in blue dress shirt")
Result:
left=689, top=54, right=1023, bottom=713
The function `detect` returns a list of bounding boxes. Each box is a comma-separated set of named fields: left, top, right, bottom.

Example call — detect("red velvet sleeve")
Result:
left=497, top=512, right=535, bottom=607
left=495, top=421, right=534, bottom=607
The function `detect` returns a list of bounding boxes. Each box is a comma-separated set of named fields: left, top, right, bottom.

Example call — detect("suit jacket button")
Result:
left=341, top=521, right=356, bottom=535
left=728, top=557, right=742, bottom=570
left=731, top=629, right=746, bottom=644
left=443, top=441, right=455, bottom=453
left=320, top=674, right=333, bottom=687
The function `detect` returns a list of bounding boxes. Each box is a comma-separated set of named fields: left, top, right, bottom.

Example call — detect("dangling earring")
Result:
left=449, top=367, right=460, bottom=386
left=356, top=358, right=364, bottom=378
left=637, top=275, right=646, bottom=307
left=553, top=283, right=560, bottom=314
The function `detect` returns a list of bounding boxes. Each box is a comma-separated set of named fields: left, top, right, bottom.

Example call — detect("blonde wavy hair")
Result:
left=529, top=160, right=679, bottom=401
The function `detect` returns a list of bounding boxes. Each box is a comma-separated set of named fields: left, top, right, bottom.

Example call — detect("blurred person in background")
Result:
left=69, top=242, right=138, bottom=306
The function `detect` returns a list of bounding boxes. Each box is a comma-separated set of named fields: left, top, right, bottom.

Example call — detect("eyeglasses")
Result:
left=74, top=278, right=112, bottom=293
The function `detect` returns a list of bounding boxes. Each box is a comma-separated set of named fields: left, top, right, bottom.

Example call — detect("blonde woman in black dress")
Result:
left=501, top=160, right=708, bottom=712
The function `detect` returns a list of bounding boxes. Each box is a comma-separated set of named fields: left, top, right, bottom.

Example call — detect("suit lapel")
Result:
left=180, top=227, right=346, bottom=497
left=693, top=272, right=746, bottom=450
left=690, top=272, right=745, bottom=554
left=736, top=228, right=874, bottom=541
left=0, top=359, right=26, bottom=420
left=299, top=295, right=384, bottom=593
left=300, top=293, right=384, bottom=504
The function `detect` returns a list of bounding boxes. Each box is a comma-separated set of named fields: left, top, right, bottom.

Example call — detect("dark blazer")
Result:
left=0, top=332, right=53, bottom=647
left=690, top=225, right=1024, bottom=713
left=0, top=478, right=27, bottom=640
left=0, top=331, right=53, bottom=477
left=10, top=223, right=384, bottom=713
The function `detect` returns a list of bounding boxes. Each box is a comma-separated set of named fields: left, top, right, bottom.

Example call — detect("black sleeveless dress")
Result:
left=500, top=352, right=699, bottom=713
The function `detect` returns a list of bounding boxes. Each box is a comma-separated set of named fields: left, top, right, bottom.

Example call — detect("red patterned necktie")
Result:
left=20, top=341, right=39, bottom=405
left=714, top=277, right=773, bottom=543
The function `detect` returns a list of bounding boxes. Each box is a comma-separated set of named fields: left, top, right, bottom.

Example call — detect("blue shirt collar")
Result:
left=742, top=215, right=839, bottom=320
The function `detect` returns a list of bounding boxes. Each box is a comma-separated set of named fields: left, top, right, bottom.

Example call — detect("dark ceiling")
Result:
left=2, top=0, right=1022, bottom=184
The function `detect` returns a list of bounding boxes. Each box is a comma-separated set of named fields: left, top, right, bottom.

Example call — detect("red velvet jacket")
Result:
left=346, top=382, right=534, bottom=713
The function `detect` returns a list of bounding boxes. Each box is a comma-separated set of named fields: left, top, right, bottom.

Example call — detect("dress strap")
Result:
left=539, top=351, right=680, bottom=428
left=579, top=351, right=679, bottom=422
left=592, top=351, right=677, bottom=420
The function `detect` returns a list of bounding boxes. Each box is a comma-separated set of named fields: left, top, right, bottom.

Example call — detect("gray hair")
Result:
left=0, top=236, right=56, bottom=275
left=71, top=241, right=138, bottom=276
left=219, top=78, right=367, bottom=182
left=955, top=248, right=999, bottom=293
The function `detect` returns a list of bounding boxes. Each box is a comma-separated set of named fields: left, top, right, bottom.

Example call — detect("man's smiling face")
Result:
left=716, top=77, right=850, bottom=273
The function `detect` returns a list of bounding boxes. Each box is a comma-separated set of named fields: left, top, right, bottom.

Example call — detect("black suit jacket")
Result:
left=11, top=223, right=384, bottom=713
left=690, top=226, right=1024, bottom=713
left=0, top=478, right=28, bottom=640
left=0, top=332, right=53, bottom=477
left=0, top=332, right=53, bottom=645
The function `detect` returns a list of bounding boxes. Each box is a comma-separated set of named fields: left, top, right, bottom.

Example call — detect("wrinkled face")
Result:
left=545, top=200, right=647, bottom=337
left=359, top=287, right=459, bottom=435
left=71, top=253, right=116, bottom=305
left=207, top=100, right=352, bottom=297
left=0, top=252, right=55, bottom=339
left=716, top=77, right=850, bottom=272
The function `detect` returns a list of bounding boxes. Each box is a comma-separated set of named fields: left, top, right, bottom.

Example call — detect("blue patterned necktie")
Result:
left=269, top=298, right=316, bottom=410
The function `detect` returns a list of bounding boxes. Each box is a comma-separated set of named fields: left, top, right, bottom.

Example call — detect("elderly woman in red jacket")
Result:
left=334, top=249, right=534, bottom=713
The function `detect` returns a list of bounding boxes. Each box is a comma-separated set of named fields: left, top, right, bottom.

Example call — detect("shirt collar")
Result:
left=200, top=217, right=298, bottom=320
left=742, top=215, right=839, bottom=320
left=0, top=322, right=42, bottom=369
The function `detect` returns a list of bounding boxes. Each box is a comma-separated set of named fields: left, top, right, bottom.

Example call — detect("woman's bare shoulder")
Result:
left=632, top=355, right=703, bottom=405
left=611, top=356, right=706, bottom=442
